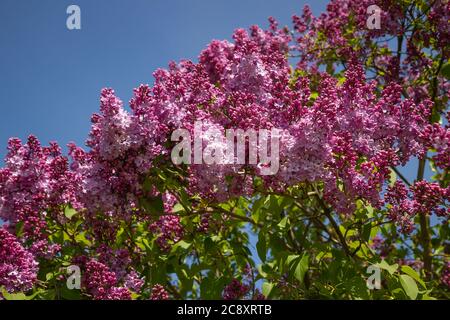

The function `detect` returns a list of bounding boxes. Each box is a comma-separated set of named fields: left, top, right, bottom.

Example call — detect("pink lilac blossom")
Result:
left=410, top=181, right=449, bottom=218
left=293, top=0, right=450, bottom=105
left=398, top=259, right=424, bottom=272
left=197, top=213, right=211, bottom=233
left=83, top=259, right=131, bottom=300
left=29, top=240, right=61, bottom=260
left=150, top=284, right=169, bottom=300
left=370, top=235, right=391, bottom=259
left=385, top=181, right=417, bottom=233
left=420, top=123, right=450, bottom=170
left=124, top=270, right=144, bottom=293
left=222, top=278, right=250, bottom=300
left=385, top=180, right=449, bottom=233
left=0, top=136, right=80, bottom=242
left=96, top=244, right=132, bottom=280
left=222, top=265, right=262, bottom=300
left=149, top=215, right=184, bottom=251
left=0, top=228, right=38, bottom=293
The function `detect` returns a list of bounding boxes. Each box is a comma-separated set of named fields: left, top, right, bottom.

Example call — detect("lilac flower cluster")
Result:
left=222, top=278, right=250, bottom=300
left=96, top=244, right=132, bottom=280
left=222, top=265, right=264, bottom=300
left=421, top=122, right=450, bottom=170
left=150, top=284, right=169, bottom=300
left=292, top=1, right=449, bottom=103
left=0, top=228, right=38, bottom=293
left=83, top=259, right=131, bottom=300
left=0, top=136, right=79, bottom=245
left=385, top=180, right=449, bottom=233
left=149, top=215, right=184, bottom=251
left=370, top=235, right=391, bottom=259
left=123, top=270, right=144, bottom=293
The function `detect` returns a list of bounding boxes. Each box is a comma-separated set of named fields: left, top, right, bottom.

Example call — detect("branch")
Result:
left=391, top=166, right=411, bottom=186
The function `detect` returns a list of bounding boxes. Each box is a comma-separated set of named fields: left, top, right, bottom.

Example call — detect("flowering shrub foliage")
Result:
left=0, top=0, right=449, bottom=300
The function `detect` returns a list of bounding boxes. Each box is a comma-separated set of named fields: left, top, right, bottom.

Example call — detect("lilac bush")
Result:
left=0, top=0, right=448, bottom=300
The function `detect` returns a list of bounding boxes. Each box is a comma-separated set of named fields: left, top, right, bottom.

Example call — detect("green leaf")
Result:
left=15, top=221, right=24, bottom=237
left=171, top=203, right=185, bottom=214
left=0, top=288, right=40, bottom=300
left=61, top=287, right=81, bottom=300
left=399, top=274, right=419, bottom=300
left=285, top=255, right=300, bottom=268
left=389, top=168, right=397, bottom=187
left=361, top=224, right=371, bottom=242
left=256, top=264, right=268, bottom=278
left=143, top=177, right=152, bottom=192
left=262, top=282, right=274, bottom=298
left=75, top=232, right=91, bottom=246
left=293, top=254, right=309, bottom=283
left=141, top=195, right=164, bottom=216
left=64, top=206, right=77, bottom=219
left=204, top=237, right=214, bottom=253
left=401, top=266, right=426, bottom=289
left=171, top=240, right=192, bottom=252
left=256, top=232, right=267, bottom=262
left=441, top=62, right=450, bottom=80
left=375, top=260, right=398, bottom=275
left=310, top=92, right=319, bottom=99
left=1, top=290, right=26, bottom=300
left=277, top=216, right=289, bottom=230
left=366, top=205, right=374, bottom=218
left=131, top=292, right=141, bottom=300
left=251, top=197, right=264, bottom=223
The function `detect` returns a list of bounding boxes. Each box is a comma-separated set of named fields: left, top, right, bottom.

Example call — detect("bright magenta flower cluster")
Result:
left=386, top=181, right=449, bottom=233
left=84, top=259, right=131, bottom=300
